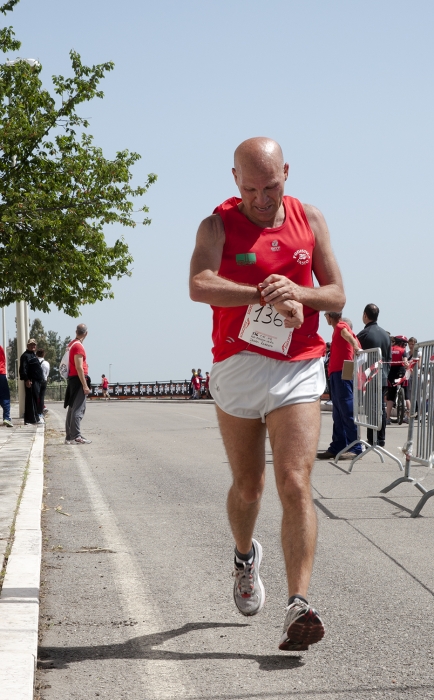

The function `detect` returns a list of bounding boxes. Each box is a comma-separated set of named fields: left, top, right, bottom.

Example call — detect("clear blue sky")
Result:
left=3, top=0, right=434, bottom=380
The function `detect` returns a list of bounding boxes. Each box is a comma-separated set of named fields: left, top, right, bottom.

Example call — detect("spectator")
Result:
left=317, top=312, right=362, bottom=460
left=36, top=349, right=50, bottom=420
left=191, top=371, right=201, bottom=399
left=356, top=304, right=391, bottom=447
left=406, top=337, right=418, bottom=405
left=197, top=368, right=203, bottom=397
left=189, top=368, right=196, bottom=399
left=0, top=343, right=13, bottom=427
left=64, top=323, right=91, bottom=444
left=101, top=374, right=110, bottom=400
left=19, top=338, right=44, bottom=425
left=386, top=336, right=409, bottom=424
left=204, top=371, right=211, bottom=398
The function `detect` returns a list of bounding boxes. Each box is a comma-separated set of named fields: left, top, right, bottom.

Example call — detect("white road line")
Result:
left=49, top=410, right=187, bottom=699
left=172, top=411, right=214, bottom=422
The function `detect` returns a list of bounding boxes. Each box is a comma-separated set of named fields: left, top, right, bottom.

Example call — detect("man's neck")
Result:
left=238, top=202, right=286, bottom=229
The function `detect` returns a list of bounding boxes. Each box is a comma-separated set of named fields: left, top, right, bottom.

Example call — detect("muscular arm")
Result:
left=260, top=204, right=345, bottom=312
left=189, top=214, right=261, bottom=307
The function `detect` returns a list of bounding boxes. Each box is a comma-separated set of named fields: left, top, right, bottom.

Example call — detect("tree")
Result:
left=0, top=0, right=156, bottom=316
left=8, top=317, right=70, bottom=380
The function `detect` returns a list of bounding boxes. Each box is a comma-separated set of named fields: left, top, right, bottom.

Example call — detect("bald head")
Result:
left=76, top=323, right=87, bottom=337
left=232, top=137, right=288, bottom=227
left=234, top=137, right=284, bottom=173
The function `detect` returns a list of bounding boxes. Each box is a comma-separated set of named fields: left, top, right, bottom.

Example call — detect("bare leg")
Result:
left=266, top=401, right=321, bottom=599
left=216, top=406, right=266, bottom=554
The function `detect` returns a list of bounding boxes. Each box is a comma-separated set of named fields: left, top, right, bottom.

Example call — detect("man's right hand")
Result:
left=83, top=386, right=91, bottom=395
left=273, top=300, right=304, bottom=329
left=25, top=380, right=32, bottom=388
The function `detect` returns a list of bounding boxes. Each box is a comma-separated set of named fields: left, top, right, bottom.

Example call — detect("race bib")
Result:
left=238, top=303, right=293, bottom=355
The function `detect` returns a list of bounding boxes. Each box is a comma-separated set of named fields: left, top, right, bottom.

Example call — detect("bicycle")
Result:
left=392, top=358, right=418, bottom=425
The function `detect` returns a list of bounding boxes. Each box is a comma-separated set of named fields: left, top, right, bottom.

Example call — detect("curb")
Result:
left=0, top=425, right=44, bottom=700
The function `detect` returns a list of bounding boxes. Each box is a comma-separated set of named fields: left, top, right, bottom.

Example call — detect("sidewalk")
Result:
left=0, top=410, right=44, bottom=700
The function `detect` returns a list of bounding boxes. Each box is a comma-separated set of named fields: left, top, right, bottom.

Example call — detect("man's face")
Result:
left=324, top=313, right=332, bottom=327
left=28, top=343, right=36, bottom=352
left=232, top=160, right=288, bottom=227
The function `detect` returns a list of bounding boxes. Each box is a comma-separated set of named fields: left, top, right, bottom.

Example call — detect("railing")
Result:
left=88, top=379, right=209, bottom=399
left=331, top=348, right=403, bottom=472
left=381, top=339, right=434, bottom=516
left=8, top=380, right=67, bottom=402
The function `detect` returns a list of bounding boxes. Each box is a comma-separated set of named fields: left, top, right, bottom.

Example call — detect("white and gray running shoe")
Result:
left=74, top=436, right=92, bottom=444
left=279, top=598, right=325, bottom=651
left=232, top=539, right=265, bottom=617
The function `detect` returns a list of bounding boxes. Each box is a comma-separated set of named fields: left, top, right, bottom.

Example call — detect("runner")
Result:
left=101, top=374, right=110, bottom=401
left=189, top=137, right=345, bottom=651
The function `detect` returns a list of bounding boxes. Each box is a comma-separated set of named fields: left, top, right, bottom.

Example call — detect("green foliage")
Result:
left=0, top=1, right=156, bottom=316
left=8, top=316, right=70, bottom=379
left=28, top=317, right=70, bottom=380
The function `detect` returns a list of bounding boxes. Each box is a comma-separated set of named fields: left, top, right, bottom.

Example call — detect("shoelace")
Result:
left=233, top=562, right=254, bottom=596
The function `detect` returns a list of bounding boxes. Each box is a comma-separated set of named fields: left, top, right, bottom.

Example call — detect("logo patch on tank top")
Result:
left=236, top=253, right=256, bottom=265
left=293, top=249, right=310, bottom=265
left=271, top=239, right=280, bottom=252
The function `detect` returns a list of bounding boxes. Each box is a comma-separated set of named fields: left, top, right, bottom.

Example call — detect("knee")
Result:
left=232, top=476, right=264, bottom=505
left=278, top=468, right=310, bottom=504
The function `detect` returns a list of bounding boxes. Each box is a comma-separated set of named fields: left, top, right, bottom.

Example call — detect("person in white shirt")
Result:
left=36, top=349, right=50, bottom=419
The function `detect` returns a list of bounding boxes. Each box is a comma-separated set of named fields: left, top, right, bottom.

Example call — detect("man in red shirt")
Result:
left=101, top=374, right=110, bottom=400
left=64, top=323, right=91, bottom=444
left=191, top=372, right=201, bottom=399
left=386, top=336, right=409, bottom=424
left=317, top=312, right=361, bottom=460
left=0, top=344, right=12, bottom=427
left=189, top=137, right=345, bottom=652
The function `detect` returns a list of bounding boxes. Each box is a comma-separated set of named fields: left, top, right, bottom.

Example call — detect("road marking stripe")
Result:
left=49, top=410, right=187, bottom=699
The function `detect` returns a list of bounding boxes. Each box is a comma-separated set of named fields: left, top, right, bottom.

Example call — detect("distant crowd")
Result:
left=189, top=368, right=211, bottom=399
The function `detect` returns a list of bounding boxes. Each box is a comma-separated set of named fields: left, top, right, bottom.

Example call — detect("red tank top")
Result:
left=211, top=196, right=325, bottom=363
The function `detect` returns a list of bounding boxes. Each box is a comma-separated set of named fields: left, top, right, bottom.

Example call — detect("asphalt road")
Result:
left=36, top=401, right=434, bottom=699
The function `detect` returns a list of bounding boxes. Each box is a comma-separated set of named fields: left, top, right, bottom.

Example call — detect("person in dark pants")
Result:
left=189, top=368, right=196, bottom=399
left=356, top=304, right=391, bottom=447
left=317, top=312, right=361, bottom=460
left=64, top=323, right=91, bottom=444
left=19, top=339, right=44, bottom=424
left=0, top=344, right=13, bottom=427
left=36, top=349, right=50, bottom=419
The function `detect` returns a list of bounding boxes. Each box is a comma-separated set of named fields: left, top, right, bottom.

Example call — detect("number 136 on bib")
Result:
left=238, top=304, right=293, bottom=355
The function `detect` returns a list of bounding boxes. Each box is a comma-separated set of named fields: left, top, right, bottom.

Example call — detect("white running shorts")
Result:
left=210, top=351, right=326, bottom=422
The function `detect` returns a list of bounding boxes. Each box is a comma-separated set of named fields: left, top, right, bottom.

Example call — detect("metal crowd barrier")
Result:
left=89, top=379, right=208, bottom=399
left=381, top=339, right=434, bottom=517
left=331, top=347, right=403, bottom=472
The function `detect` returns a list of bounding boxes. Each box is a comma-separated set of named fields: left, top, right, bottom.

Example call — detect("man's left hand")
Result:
left=260, top=274, right=302, bottom=305
left=273, top=299, right=304, bottom=329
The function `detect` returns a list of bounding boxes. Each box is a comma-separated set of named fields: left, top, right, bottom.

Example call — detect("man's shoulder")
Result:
left=70, top=340, right=85, bottom=354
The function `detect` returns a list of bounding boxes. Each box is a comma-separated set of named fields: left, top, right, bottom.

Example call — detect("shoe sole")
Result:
left=234, top=539, right=265, bottom=617
left=279, top=608, right=325, bottom=651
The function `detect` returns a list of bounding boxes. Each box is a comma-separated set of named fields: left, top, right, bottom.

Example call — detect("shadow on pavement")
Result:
left=37, top=621, right=304, bottom=672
